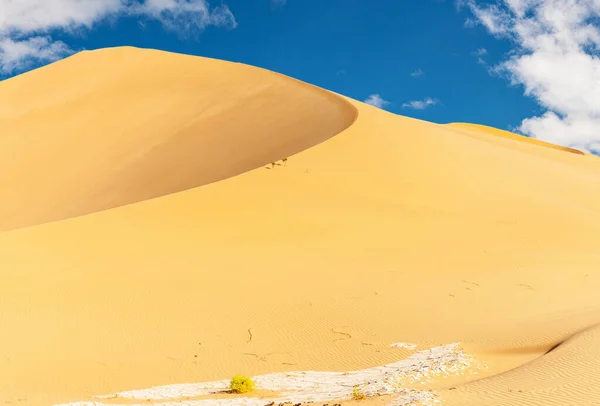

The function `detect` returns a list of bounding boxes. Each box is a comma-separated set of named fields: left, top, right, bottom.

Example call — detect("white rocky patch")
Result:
left=390, top=342, right=418, bottom=350
left=56, top=343, right=478, bottom=406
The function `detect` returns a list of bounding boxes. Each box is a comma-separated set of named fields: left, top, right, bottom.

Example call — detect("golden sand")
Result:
left=0, top=47, right=354, bottom=232
left=1, top=47, right=600, bottom=405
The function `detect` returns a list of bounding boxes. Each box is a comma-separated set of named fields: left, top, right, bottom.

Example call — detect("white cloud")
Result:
left=0, top=0, right=237, bottom=74
left=0, top=36, right=72, bottom=73
left=136, top=0, right=237, bottom=32
left=463, top=0, right=600, bottom=152
left=364, top=94, right=391, bottom=109
left=410, top=68, right=424, bottom=77
left=402, top=97, right=439, bottom=110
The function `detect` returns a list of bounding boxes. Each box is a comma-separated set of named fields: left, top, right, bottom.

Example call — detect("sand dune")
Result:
left=1, top=47, right=600, bottom=406
left=441, top=324, right=600, bottom=406
left=0, top=47, right=355, bottom=232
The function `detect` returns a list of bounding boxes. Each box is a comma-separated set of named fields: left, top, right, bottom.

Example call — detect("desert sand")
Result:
left=1, top=47, right=600, bottom=406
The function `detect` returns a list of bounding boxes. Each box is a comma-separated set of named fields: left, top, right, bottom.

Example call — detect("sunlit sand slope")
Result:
left=2, top=48, right=600, bottom=406
left=0, top=47, right=356, bottom=232
left=440, top=324, right=600, bottom=406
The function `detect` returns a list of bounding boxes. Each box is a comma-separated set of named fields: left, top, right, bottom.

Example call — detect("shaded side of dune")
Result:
left=0, top=47, right=357, bottom=232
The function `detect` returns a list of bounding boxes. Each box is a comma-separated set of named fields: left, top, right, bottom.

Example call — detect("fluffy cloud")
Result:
left=364, top=94, right=391, bottom=109
left=0, top=37, right=72, bottom=73
left=402, top=97, right=439, bottom=110
left=0, top=0, right=236, bottom=74
left=463, top=0, right=600, bottom=152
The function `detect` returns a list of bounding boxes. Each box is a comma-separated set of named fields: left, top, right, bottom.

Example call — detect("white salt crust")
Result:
left=57, top=342, right=482, bottom=406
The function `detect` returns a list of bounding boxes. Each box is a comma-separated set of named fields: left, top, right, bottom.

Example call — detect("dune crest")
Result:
left=446, top=122, right=586, bottom=155
left=1, top=48, right=600, bottom=406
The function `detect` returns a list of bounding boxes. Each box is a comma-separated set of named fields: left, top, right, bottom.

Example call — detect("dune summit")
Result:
left=1, top=47, right=600, bottom=406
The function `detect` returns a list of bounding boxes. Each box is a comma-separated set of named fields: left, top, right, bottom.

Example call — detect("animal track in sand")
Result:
left=242, top=353, right=292, bottom=363
left=331, top=327, right=353, bottom=342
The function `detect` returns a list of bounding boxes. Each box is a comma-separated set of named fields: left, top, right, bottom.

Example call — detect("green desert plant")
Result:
left=230, top=375, right=255, bottom=394
left=352, top=386, right=366, bottom=401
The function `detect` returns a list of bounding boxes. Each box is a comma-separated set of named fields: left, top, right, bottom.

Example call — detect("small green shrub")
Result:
left=230, top=375, right=255, bottom=394
left=352, top=386, right=366, bottom=401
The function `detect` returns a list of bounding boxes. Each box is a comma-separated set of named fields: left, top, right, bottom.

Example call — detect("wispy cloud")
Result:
left=271, top=0, right=288, bottom=8
left=462, top=0, right=600, bottom=153
left=410, top=68, right=424, bottom=78
left=472, top=47, right=487, bottom=64
left=0, top=0, right=237, bottom=74
left=402, top=97, right=439, bottom=110
left=364, top=94, right=391, bottom=109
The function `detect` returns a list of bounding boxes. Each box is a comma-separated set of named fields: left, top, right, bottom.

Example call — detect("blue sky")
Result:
left=2, top=1, right=600, bottom=153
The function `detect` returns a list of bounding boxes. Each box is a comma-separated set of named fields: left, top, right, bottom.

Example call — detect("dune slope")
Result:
left=441, top=324, right=600, bottom=406
left=0, top=47, right=356, bottom=232
left=2, top=48, right=600, bottom=406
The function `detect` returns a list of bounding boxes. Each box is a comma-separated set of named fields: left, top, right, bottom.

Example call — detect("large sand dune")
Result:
left=0, top=47, right=355, bottom=232
left=1, top=47, right=600, bottom=406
